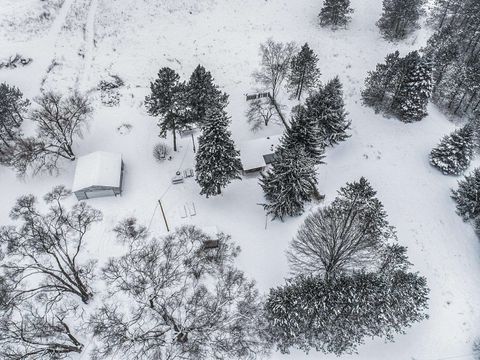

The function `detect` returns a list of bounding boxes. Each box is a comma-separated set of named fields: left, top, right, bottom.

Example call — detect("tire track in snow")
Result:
left=78, top=0, right=99, bottom=91
left=37, top=0, right=77, bottom=93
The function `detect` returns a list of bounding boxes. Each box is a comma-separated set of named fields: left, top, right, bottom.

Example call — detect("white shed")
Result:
left=72, top=151, right=124, bottom=200
left=239, top=135, right=282, bottom=173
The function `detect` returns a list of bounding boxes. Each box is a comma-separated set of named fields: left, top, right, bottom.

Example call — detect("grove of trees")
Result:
left=264, top=178, right=429, bottom=355
left=362, top=50, right=433, bottom=122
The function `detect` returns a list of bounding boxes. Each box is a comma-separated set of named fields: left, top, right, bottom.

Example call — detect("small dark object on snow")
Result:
left=203, top=239, right=220, bottom=249
left=172, top=171, right=184, bottom=184
left=246, top=92, right=271, bottom=101
left=183, top=168, right=194, bottom=178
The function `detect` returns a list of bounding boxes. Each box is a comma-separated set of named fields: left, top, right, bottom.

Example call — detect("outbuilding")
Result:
left=72, top=151, right=124, bottom=200
left=239, top=135, right=282, bottom=174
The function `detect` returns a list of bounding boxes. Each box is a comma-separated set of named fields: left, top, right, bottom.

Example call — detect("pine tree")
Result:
left=282, top=105, right=325, bottom=164
left=362, top=51, right=433, bottom=122
left=391, top=51, right=433, bottom=122
left=451, top=168, right=480, bottom=221
left=186, top=65, right=228, bottom=126
left=430, top=123, right=476, bottom=175
left=0, top=83, right=29, bottom=163
left=195, top=106, right=242, bottom=197
left=305, top=77, right=350, bottom=146
left=319, top=0, right=354, bottom=29
left=362, top=51, right=403, bottom=113
left=264, top=271, right=429, bottom=355
left=145, top=68, right=187, bottom=152
left=332, top=177, right=390, bottom=241
left=377, top=0, right=426, bottom=41
left=260, top=146, right=318, bottom=220
left=424, top=0, right=480, bottom=117
left=287, top=43, right=321, bottom=100
left=429, top=0, right=463, bottom=29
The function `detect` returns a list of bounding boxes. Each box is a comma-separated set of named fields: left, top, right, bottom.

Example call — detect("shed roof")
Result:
left=239, top=135, right=282, bottom=171
left=72, top=151, right=122, bottom=192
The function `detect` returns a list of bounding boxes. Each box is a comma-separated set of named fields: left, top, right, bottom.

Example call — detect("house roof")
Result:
left=72, top=151, right=122, bottom=192
left=239, top=135, right=282, bottom=171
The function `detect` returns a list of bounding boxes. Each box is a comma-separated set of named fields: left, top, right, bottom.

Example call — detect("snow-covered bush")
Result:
left=98, top=75, right=124, bottom=106
left=430, top=124, right=475, bottom=175
left=153, top=142, right=171, bottom=162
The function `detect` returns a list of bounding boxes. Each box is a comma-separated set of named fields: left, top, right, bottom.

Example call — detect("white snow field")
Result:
left=1, top=0, right=480, bottom=359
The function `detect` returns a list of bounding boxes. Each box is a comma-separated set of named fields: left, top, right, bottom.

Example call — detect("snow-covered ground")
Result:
left=1, top=0, right=480, bottom=359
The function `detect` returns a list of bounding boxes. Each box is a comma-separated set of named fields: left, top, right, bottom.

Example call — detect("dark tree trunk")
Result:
left=270, top=97, right=289, bottom=129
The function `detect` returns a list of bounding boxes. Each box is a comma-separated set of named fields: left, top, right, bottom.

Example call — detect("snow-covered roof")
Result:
left=72, top=151, right=122, bottom=192
left=239, top=135, right=282, bottom=171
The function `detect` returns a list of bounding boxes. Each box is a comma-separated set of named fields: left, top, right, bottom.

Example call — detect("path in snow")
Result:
left=78, top=0, right=99, bottom=91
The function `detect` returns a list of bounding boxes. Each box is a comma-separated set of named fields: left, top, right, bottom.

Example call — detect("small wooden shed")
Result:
left=72, top=151, right=124, bottom=200
left=239, top=135, right=282, bottom=174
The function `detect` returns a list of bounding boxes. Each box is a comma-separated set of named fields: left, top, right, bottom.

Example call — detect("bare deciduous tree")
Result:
left=9, top=92, right=91, bottom=176
left=0, top=300, right=84, bottom=359
left=246, top=98, right=276, bottom=132
left=90, top=224, right=269, bottom=360
left=253, top=39, right=297, bottom=128
left=287, top=178, right=395, bottom=279
left=0, top=186, right=102, bottom=305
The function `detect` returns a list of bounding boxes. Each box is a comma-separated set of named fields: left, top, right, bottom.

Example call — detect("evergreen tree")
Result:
left=332, top=177, right=390, bottom=241
left=145, top=67, right=187, bottom=151
left=319, top=0, right=354, bottom=29
left=195, top=106, right=242, bottom=197
left=377, top=0, right=426, bottom=41
left=186, top=65, right=228, bottom=126
left=362, top=51, right=403, bottom=113
left=282, top=105, right=324, bottom=164
left=451, top=168, right=480, bottom=222
left=287, top=43, right=321, bottom=100
left=429, top=0, right=463, bottom=30
left=260, top=145, right=318, bottom=220
left=305, top=77, right=350, bottom=146
left=264, top=270, right=429, bottom=355
left=362, top=51, right=433, bottom=122
left=424, top=0, right=480, bottom=117
left=391, top=51, right=433, bottom=122
left=430, top=123, right=476, bottom=175
left=0, top=83, right=29, bottom=164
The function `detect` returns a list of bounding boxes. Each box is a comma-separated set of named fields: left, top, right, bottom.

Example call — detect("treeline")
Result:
left=425, top=0, right=480, bottom=117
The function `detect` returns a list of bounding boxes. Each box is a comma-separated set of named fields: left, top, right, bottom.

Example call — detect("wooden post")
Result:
left=158, top=199, right=170, bottom=232
left=191, top=133, right=196, bottom=153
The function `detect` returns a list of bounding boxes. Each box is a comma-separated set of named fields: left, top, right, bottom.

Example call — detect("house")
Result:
left=72, top=151, right=124, bottom=200
left=239, top=135, right=282, bottom=174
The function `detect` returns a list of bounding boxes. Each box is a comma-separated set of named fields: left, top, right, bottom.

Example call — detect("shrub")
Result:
left=153, top=142, right=171, bottom=162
